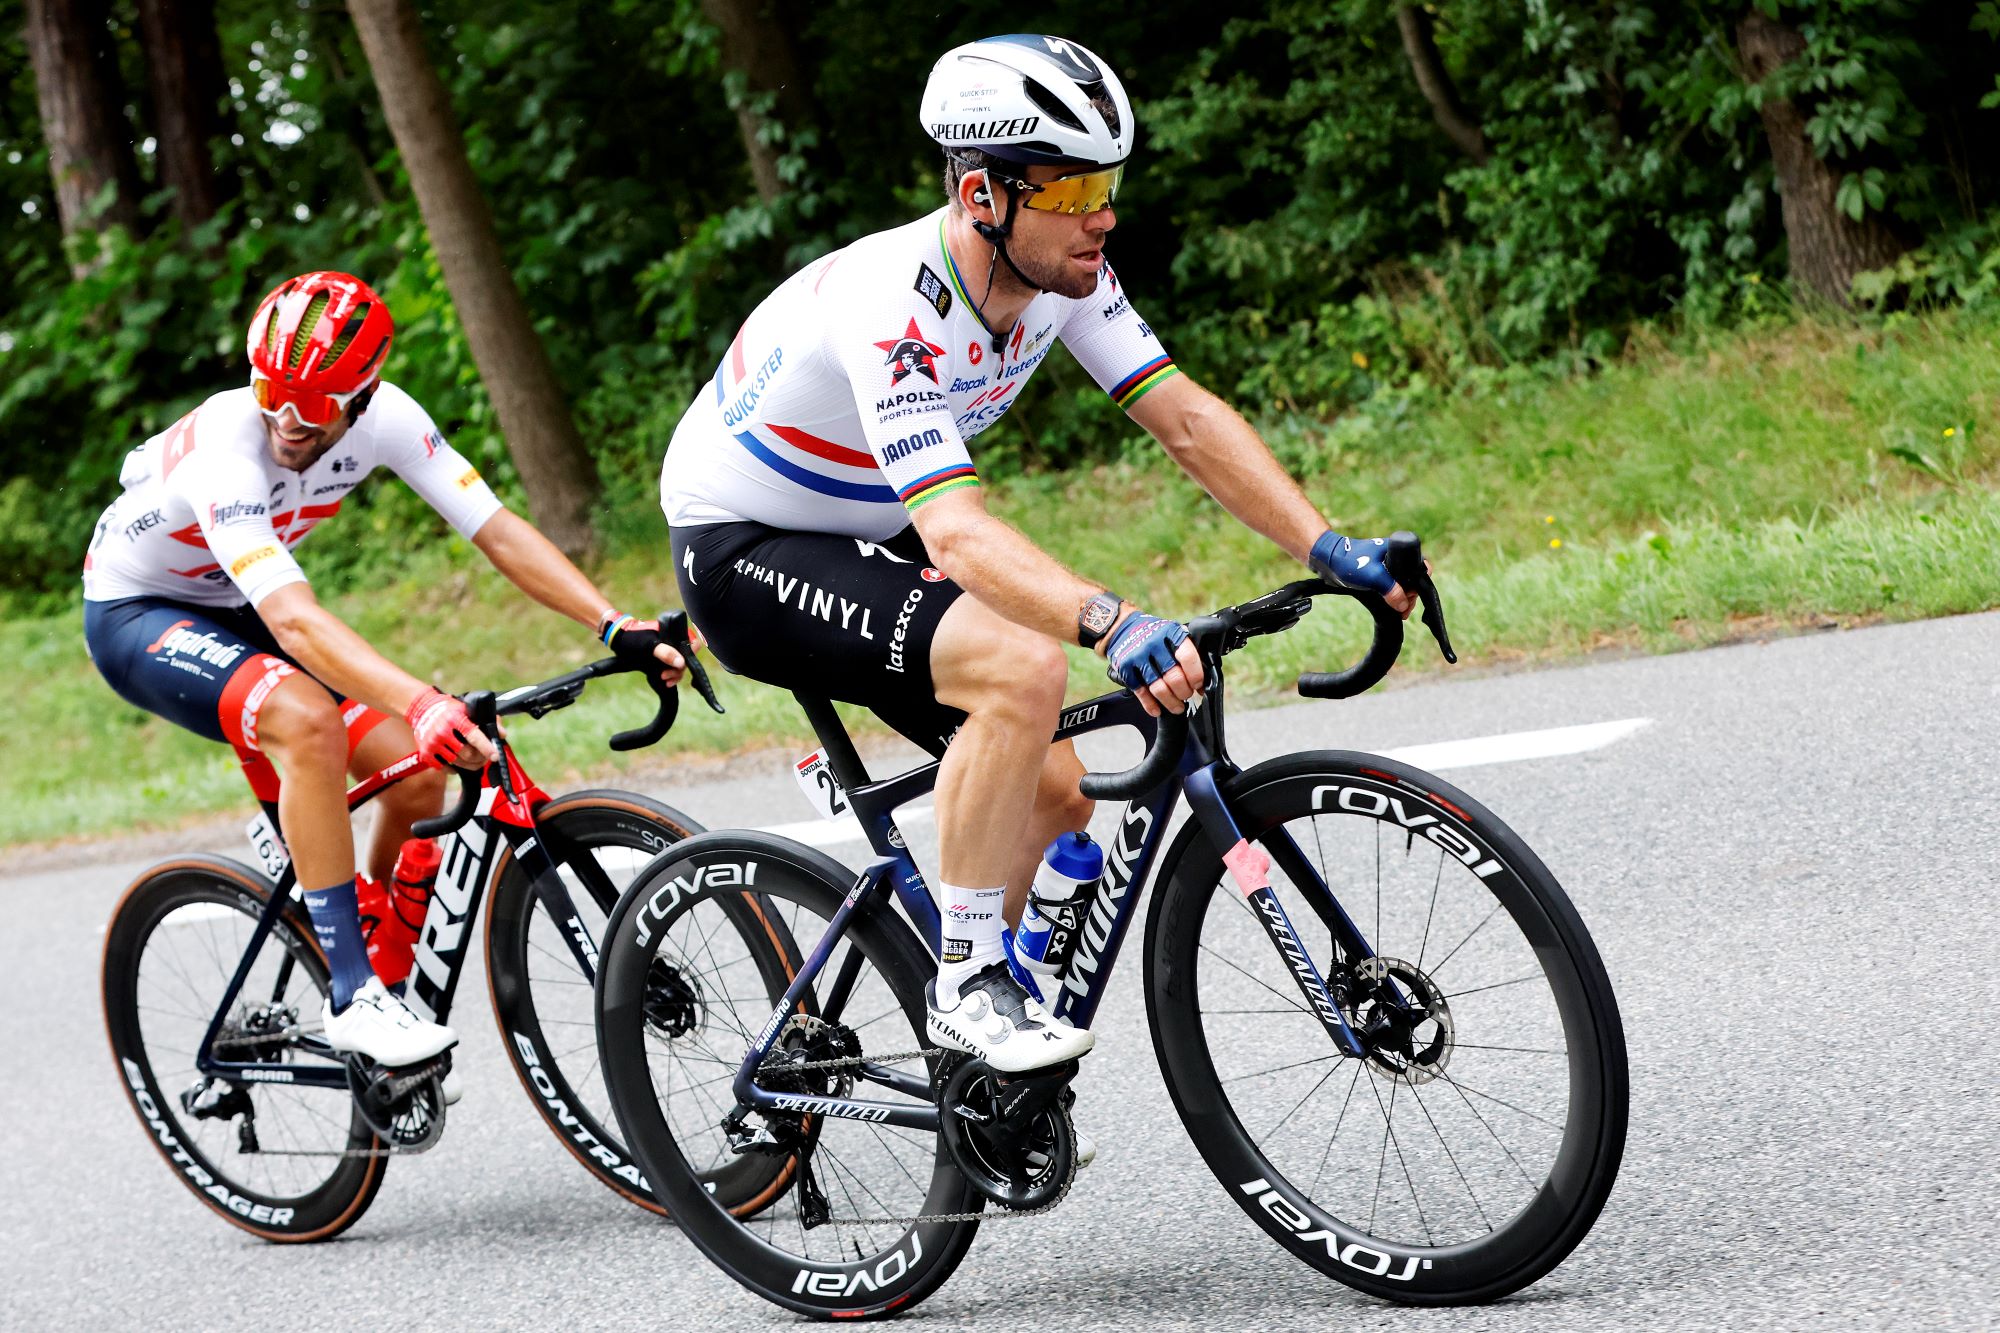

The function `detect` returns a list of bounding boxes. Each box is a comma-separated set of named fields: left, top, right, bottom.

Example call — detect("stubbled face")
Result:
left=990, top=164, right=1116, bottom=299
left=261, top=406, right=353, bottom=473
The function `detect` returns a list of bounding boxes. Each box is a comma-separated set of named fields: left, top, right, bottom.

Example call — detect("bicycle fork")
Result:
left=1184, top=765, right=1378, bottom=1060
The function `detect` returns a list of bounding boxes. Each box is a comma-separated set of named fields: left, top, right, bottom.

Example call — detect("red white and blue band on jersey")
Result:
left=662, top=207, right=1178, bottom=542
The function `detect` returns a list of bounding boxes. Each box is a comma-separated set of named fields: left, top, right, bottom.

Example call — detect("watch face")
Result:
left=1082, top=596, right=1118, bottom=635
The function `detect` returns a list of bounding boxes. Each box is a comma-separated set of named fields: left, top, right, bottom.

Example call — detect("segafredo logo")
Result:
left=143, top=619, right=246, bottom=670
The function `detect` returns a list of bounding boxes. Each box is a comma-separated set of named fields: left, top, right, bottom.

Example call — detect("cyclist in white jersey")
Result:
left=84, top=271, right=692, bottom=1074
left=663, top=35, right=1419, bottom=1074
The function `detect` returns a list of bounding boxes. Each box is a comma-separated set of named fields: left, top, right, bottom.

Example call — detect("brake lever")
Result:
left=662, top=610, right=724, bottom=715
left=1383, top=532, right=1456, bottom=665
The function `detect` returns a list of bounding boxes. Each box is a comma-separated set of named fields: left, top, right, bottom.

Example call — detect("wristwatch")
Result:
left=1077, top=591, right=1124, bottom=650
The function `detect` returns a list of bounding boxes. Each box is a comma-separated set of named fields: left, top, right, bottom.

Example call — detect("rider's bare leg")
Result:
left=257, top=673, right=357, bottom=890
left=349, top=716, right=447, bottom=884
left=929, top=595, right=1069, bottom=892
left=1002, top=741, right=1093, bottom=927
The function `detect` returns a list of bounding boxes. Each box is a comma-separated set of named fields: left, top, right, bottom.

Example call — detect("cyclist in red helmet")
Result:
left=84, top=271, right=691, bottom=1077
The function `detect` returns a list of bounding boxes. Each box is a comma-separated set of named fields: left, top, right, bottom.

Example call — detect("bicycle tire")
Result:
left=596, top=831, right=981, bottom=1320
left=486, top=788, right=796, bottom=1215
left=1145, top=751, right=1627, bottom=1304
left=101, top=855, right=388, bottom=1242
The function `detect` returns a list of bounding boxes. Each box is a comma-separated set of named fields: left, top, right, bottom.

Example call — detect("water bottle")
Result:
left=1016, top=832, right=1103, bottom=983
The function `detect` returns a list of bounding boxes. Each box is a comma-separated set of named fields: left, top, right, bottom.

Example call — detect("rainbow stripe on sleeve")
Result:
left=1109, top=354, right=1179, bottom=409
left=898, top=463, right=980, bottom=510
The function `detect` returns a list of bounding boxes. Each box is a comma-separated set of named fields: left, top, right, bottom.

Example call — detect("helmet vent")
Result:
left=328, top=304, right=370, bottom=360
left=1083, top=84, right=1121, bottom=139
left=289, top=292, right=331, bottom=370
left=1022, top=79, right=1084, bottom=133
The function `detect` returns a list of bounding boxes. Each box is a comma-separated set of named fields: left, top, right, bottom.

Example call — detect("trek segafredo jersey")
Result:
left=660, top=207, right=1178, bottom=541
left=83, top=382, right=503, bottom=608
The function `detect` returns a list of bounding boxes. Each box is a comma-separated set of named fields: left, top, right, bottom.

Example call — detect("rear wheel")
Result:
left=1146, top=752, right=1627, bottom=1303
left=102, top=856, right=386, bottom=1241
left=597, top=832, right=981, bottom=1319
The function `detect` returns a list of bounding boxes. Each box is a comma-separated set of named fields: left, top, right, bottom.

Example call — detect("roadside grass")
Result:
left=6, top=310, right=1997, bottom=846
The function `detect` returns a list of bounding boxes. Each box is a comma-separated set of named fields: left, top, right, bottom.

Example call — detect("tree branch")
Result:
left=1396, top=5, right=1488, bottom=166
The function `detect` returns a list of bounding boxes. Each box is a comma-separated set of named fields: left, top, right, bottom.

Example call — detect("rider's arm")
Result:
left=908, top=487, right=1103, bottom=642
left=373, top=388, right=684, bottom=675
left=470, top=509, right=685, bottom=673
left=256, top=581, right=434, bottom=718
left=1124, top=373, right=1325, bottom=562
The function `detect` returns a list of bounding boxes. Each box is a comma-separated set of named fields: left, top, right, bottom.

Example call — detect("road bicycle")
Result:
left=100, top=616, right=795, bottom=1240
left=593, top=538, right=1629, bottom=1318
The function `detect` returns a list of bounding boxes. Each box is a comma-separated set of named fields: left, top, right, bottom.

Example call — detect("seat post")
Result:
left=793, top=695, right=873, bottom=789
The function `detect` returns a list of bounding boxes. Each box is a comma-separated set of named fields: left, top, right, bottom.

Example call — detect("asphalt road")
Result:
left=5, top=613, right=1997, bottom=1331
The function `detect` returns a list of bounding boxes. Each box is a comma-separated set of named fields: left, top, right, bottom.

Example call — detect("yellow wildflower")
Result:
left=1549, top=538, right=1563, bottom=550
left=1944, top=427, right=1956, bottom=438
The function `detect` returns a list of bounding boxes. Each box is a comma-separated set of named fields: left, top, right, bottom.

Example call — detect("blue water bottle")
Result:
left=1016, top=833, right=1103, bottom=986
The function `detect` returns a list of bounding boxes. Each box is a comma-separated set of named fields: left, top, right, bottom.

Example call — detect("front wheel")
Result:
left=485, top=788, right=711, bottom=1214
left=1145, top=752, right=1627, bottom=1303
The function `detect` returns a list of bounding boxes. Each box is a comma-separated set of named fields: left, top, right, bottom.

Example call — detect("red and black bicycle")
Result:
left=100, top=614, right=794, bottom=1240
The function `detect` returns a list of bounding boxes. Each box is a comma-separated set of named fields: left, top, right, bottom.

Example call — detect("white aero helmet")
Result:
left=920, top=34, right=1134, bottom=168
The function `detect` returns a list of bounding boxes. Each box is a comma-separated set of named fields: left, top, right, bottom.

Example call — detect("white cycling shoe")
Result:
left=927, top=961, right=1095, bottom=1074
left=322, top=977, right=458, bottom=1069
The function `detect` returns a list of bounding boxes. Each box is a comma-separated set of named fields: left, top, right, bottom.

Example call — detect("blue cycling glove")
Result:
left=1309, top=530, right=1398, bottom=597
left=1105, top=611, right=1190, bottom=691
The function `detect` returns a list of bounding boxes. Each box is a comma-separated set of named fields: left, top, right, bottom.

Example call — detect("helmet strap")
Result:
left=345, top=382, right=377, bottom=425
left=968, top=175, right=1043, bottom=349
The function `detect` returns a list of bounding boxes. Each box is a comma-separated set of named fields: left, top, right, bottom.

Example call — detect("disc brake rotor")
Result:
left=1352, top=956, right=1454, bottom=1086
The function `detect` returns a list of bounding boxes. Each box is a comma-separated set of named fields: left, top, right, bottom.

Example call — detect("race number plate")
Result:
left=793, top=748, right=849, bottom=822
left=245, top=811, right=291, bottom=881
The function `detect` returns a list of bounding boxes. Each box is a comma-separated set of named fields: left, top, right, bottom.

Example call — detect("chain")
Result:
left=758, top=1047, right=936, bottom=1074
left=243, top=1142, right=431, bottom=1159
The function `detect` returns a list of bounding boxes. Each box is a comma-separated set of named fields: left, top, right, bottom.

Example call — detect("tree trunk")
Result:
left=347, top=0, right=599, bottom=558
left=1738, top=13, right=1905, bottom=307
left=136, top=0, right=232, bottom=233
left=698, top=0, right=815, bottom=201
left=1396, top=4, right=1487, bottom=166
left=24, top=0, right=143, bottom=261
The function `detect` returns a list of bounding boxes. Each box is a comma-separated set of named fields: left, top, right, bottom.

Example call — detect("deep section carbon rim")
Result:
left=1149, top=754, right=1626, bottom=1301
left=598, top=835, right=981, bottom=1319
left=486, top=792, right=707, bottom=1211
left=102, top=860, right=384, bottom=1239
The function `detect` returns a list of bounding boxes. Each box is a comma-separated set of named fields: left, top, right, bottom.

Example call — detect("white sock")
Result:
left=935, top=882, right=1007, bottom=1006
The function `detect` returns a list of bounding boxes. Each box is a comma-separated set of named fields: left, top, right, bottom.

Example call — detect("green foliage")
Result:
left=1, top=0, right=1997, bottom=609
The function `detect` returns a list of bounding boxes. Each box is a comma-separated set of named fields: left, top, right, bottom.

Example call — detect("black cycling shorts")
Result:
left=671, top=521, right=967, bottom=756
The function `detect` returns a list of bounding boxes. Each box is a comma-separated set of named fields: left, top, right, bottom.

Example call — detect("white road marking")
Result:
left=1381, top=717, right=1652, bottom=771
left=748, top=718, right=1653, bottom=846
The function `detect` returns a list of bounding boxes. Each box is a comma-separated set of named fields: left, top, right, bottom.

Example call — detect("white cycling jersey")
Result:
left=660, top=207, right=1179, bottom=541
left=83, top=381, right=503, bottom=608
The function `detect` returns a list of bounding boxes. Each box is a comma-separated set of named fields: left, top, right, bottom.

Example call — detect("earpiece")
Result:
left=972, top=186, right=991, bottom=206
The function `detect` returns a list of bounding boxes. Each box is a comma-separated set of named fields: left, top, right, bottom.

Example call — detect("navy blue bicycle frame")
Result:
left=725, top=684, right=1382, bottom=1133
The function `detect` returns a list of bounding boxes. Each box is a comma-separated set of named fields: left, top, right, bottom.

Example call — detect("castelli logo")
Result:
left=921, top=567, right=947, bottom=583
left=967, top=341, right=983, bottom=366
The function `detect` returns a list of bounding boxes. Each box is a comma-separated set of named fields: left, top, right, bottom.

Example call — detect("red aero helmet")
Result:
left=246, top=271, right=394, bottom=426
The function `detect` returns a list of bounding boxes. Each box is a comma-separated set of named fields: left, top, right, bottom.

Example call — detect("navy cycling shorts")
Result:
left=84, top=596, right=388, bottom=799
left=670, top=521, right=968, bottom=756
